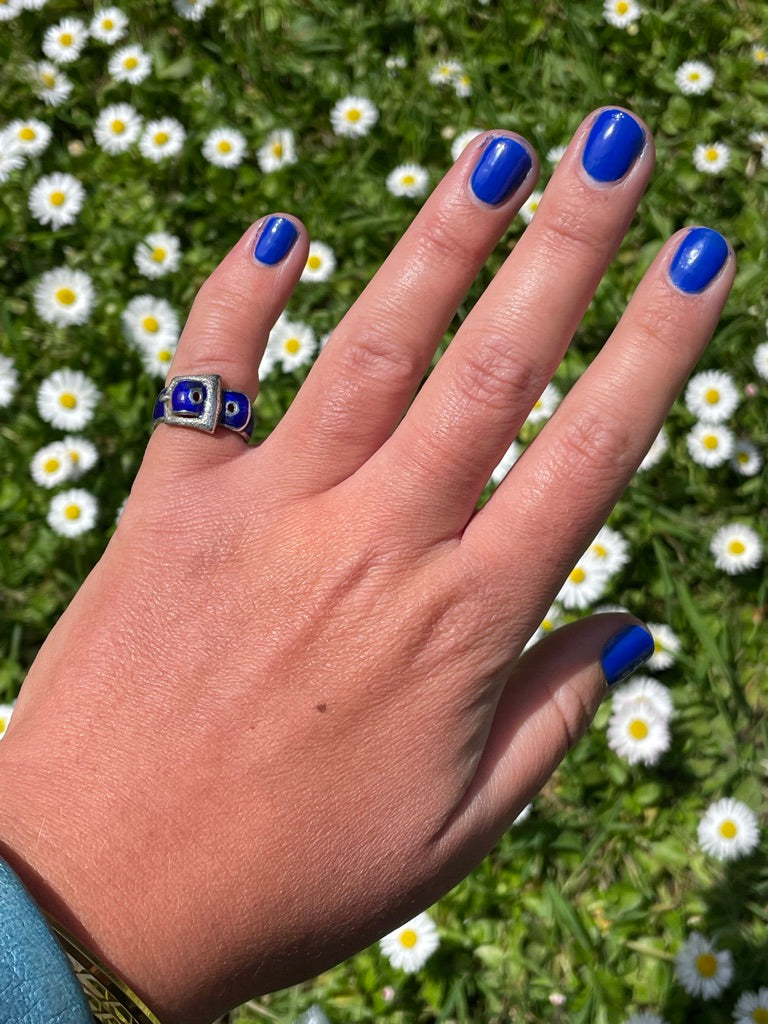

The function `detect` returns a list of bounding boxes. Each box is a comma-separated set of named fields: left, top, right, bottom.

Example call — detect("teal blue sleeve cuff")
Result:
left=0, top=857, right=93, bottom=1023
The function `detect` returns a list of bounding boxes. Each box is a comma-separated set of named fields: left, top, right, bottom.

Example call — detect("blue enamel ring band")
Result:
left=152, top=374, right=254, bottom=441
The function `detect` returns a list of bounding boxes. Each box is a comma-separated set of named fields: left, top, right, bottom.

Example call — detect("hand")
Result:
left=0, top=108, right=733, bottom=1024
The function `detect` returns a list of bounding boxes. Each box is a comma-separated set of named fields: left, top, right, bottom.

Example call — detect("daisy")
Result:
left=108, top=44, right=151, bottom=84
left=93, top=103, right=142, bottom=154
left=386, top=163, right=429, bottom=198
left=30, top=441, right=73, bottom=488
left=611, top=675, right=674, bottom=721
left=0, top=703, right=15, bottom=740
left=257, top=128, right=297, bottom=172
left=267, top=319, right=317, bottom=373
left=47, top=488, right=98, bottom=538
left=684, top=369, right=739, bottom=423
left=172, top=0, right=214, bottom=19
left=42, top=18, right=88, bottom=64
left=0, top=136, right=25, bottom=183
left=675, top=61, right=714, bottom=95
left=454, top=73, right=472, bottom=98
left=491, top=439, right=522, bottom=485
left=731, top=439, right=762, bottom=477
left=646, top=623, right=680, bottom=671
left=7, top=118, right=51, bottom=156
left=675, top=932, right=733, bottom=999
left=429, top=60, right=464, bottom=86
left=606, top=702, right=670, bottom=765
left=37, top=368, right=100, bottom=431
left=139, top=118, right=186, bottom=162
left=21, top=0, right=49, bottom=8
left=557, top=553, right=612, bottom=610
left=752, top=44, right=768, bottom=65
left=330, top=96, right=379, bottom=138
left=379, top=912, right=439, bottom=973
left=710, top=523, right=762, bottom=574
left=0, top=0, right=22, bottom=20
left=60, top=436, right=98, bottom=477
left=202, top=127, right=246, bottom=168
left=0, top=354, right=19, bottom=407
left=546, top=144, right=567, bottom=164
left=28, top=173, right=85, bottom=230
left=134, top=232, right=181, bottom=278
left=34, top=268, right=95, bottom=327
left=588, top=524, right=630, bottom=576
left=520, top=190, right=543, bottom=224
left=693, top=142, right=730, bottom=174
left=753, top=341, right=768, bottom=381
left=140, top=337, right=178, bottom=378
left=639, top=427, right=668, bottom=471
left=451, top=128, right=483, bottom=161
left=698, top=798, right=760, bottom=861
left=686, top=422, right=734, bottom=467
left=30, top=61, right=73, bottom=106
left=385, top=54, right=407, bottom=73
left=526, top=382, right=561, bottom=425
left=603, top=0, right=642, bottom=28
left=292, top=1006, right=330, bottom=1024
left=122, top=295, right=180, bottom=349
left=89, top=7, right=128, bottom=44
left=301, top=241, right=336, bottom=283
left=523, top=604, right=562, bottom=650
left=733, top=987, right=768, bottom=1024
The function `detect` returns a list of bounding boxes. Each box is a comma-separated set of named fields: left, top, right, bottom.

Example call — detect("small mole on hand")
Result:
left=315, top=702, right=327, bottom=713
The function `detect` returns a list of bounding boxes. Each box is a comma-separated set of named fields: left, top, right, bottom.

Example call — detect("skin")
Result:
left=0, top=108, right=734, bottom=1024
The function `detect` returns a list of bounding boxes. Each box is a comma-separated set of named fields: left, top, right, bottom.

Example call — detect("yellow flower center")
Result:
left=19, top=126, right=36, bottom=141
left=158, top=349, right=172, bottom=363
left=593, top=544, right=607, bottom=558
left=284, top=338, right=300, bottom=354
left=616, top=0, right=629, bottom=11
left=695, top=953, right=718, bottom=978
left=719, top=819, right=737, bottom=839
left=738, top=452, right=749, bottom=464
left=0, top=720, right=5, bottom=735
left=49, top=191, right=66, bottom=206
left=151, top=247, right=166, bottom=262
left=541, top=618, right=554, bottom=632
left=705, top=388, right=720, bottom=404
left=111, top=119, right=125, bottom=134
left=705, top=148, right=719, bottom=162
left=42, top=72, right=56, bottom=87
left=55, top=287, right=76, bottom=306
left=756, top=49, right=767, bottom=62
left=64, top=504, right=82, bottom=521
left=690, top=71, right=700, bottom=81
left=399, top=929, right=417, bottom=948
left=728, top=540, right=745, bottom=556
left=103, top=18, right=114, bottom=29
left=753, top=1008, right=768, bottom=1024
left=154, top=131, right=169, bottom=145
left=44, top=458, right=61, bottom=473
left=142, top=316, right=159, bottom=333
left=346, top=108, right=361, bottom=122
left=69, top=450, right=80, bottom=463
left=569, top=567, right=585, bottom=584
left=629, top=719, right=648, bottom=740
left=124, top=56, right=138, bottom=69
left=217, top=140, right=232, bottom=153
left=60, top=32, right=73, bottom=46
left=402, top=174, right=415, bottom=185
left=272, top=142, right=283, bottom=157
left=307, top=255, right=322, bottom=270
left=59, top=392, right=77, bottom=409
left=703, top=434, right=718, bottom=450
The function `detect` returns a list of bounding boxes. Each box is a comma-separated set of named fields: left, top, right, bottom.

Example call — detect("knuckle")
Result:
left=534, top=201, right=612, bottom=268
left=334, top=311, right=423, bottom=393
left=450, top=331, right=538, bottom=412
left=553, top=402, right=632, bottom=481
left=415, top=201, right=488, bottom=276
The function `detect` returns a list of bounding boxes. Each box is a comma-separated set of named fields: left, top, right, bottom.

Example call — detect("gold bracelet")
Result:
left=45, top=916, right=163, bottom=1024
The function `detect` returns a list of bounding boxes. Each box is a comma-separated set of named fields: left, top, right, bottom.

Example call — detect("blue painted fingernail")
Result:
left=470, top=136, right=533, bottom=206
left=581, top=109, right=645, bottom=183
left=254, top=216, right=298, bottom=265
left=668, top=227, right=729, bottom=294
left=601, top=624, right=654, bottom=688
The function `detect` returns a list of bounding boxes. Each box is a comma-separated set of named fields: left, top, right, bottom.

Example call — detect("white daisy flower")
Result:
left=588, top=524, right=630, bottom=576
left=733, top=987, right=768, bottom=1024
left=134, top=232, right=181, bottom=278
left=693, top=142, right=730, bottom=174
left=603, top=0, right=642, bottom=28
left=621, top=1013, right=669, bottom=1024
left=674, top=932, right=733, bottom=999
left=60, top=436, right=98, bottom=478
left=749, top=130, right=768, bottom=149
left=698, top=797, right=760, bottom=861
left=753, top=341, right=768, bottom=381
left=140, top=337, right=178, bottom=378
left=93, top=103, right=142, bottom=154
left=172, top=0, right=214, bottom=19
left=7, top=118, right=51, bottom=156
left=0, top=703, right=15, bottom=739
left=752, top=44, right=768, bottom=65
left=520, top=190, right=543, bottom=224
left=301, top=241, right=336, bottom=283
left=47, top=488, right=98, bottom=538
left=638, top=427, right=668, bottom=471
left=675, top=61, right=714, bottom=95
left=30, top=61, right=73, bottom=106
left=34, top=268, right=95, bottom=327
left=30, top=441, right=73, bottom=488
left=108, top=44, right=151, bottom=84
left=37, top=368, right=99, bottom=431
left=386, top=163, right=429, bottom=198
left=257, top=128, right=297, bottom=172
left=710, top=522, right=762, bottom=574
left=491, top=439, right=523, bottom=485
left=267, top=319, right=317, bottom=373
left=0, top=135, right=25, bottom=183
left=684, top=369, right=739, bottom=423
left=523, top=603, right=562, bottom=650
left=0, top=354, right=19, bottom=408
left=42, top=18, right=88, bottom=64
left=557, top=553, right=612, bottom=610
left=0, top=0, right=22, bottom=20
left=21, top=0, right=49, bottom=9
left=453, top=73, right=472, bottom=98
left=611, top=675, right=674, bottom=721
left=731, top=439, right=762, bottom=476
left=89, top=7, right=128, bottom=43
left=28, top=173, right=85, bottom=230
left=379, top=912, right=439, bottom=973
left=330, top=95, right=379, bottom=138
left=429, top=60, right=464, bottom=86
left=451, top=128, right=483, bottom=161
left=546, top=144, right=567, bottom=165
left=686, top=422, right=734, bottom=467
left=202, top=127, right=246, bottom=168
left=385, top=54, right=407, bottom=73
left=645, top=623, right=680, bottom=671
left=122, top=295, right=180, bottom=349
left=139, top=118, right=186, bottom=162
left=525, top=381, right=561, bottom=425
left=606, top=702, right=670, bottom=765
left=291, top=1005, right=330, bottom=1024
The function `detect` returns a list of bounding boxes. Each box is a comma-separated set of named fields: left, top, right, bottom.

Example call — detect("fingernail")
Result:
left=668, top=227, right=729, bottom=294
left=470, top=136, right=533, bottom=206
left=601, top=624, right=654, bottom=688
left=581, top=109, right=645, bottom=183
left=254, top=216, right=298, bottom=265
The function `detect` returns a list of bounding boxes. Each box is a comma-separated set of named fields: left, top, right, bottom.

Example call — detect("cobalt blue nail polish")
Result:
left=470, top=136, right=533, bottom=206
left=601, top=624, right=654, bottom=688
left=668, top=227, right=729, bottom=294
left=581, top=109, right=645, bottom=183
left=254, top=216, right=298, bottom=265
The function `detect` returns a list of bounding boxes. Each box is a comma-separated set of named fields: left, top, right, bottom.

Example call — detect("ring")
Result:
left=152, top=374, right=253, bottom=442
